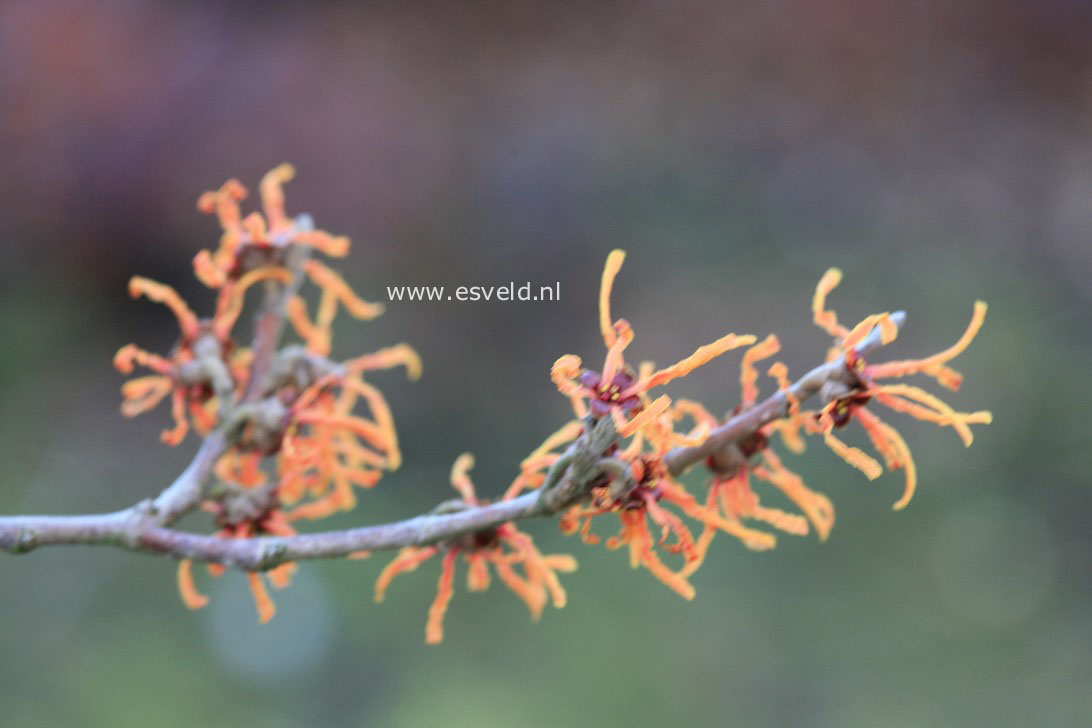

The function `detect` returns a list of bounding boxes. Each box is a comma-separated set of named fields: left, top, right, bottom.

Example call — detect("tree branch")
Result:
left=151, top=222, right=314, bottom=524
left=663, top=310, right=904, bottom=473
left=149, top=428, right=231, bottom=526
left=0, top=311, right=904, bottom=569
left=242, top=229, right=312, bottom=403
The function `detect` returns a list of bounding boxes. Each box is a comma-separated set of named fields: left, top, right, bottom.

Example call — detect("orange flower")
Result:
left=192, top=164, right=350, bottom=288
left=559, top=371, right=834, bottom=593
left=375, top=454, right=577, bottom=644
left=549, top=251, right=791, bottom=596
left=806, top=267, right=992, bottom=509
left=559, top=453, right=704, bottom=600
left=114, top=279, right=225, bottom=445
left=176, top=506, right=298, bottom=623
left=138, top=165, right=992, bottom=638
left=559, top=262, right=974, bottom=590
left=193, top=166, right=383, bottom=358
left=551, top=249, right=755, bottom=436
left=114, top=266, right=302, bottom=444
left=557, top=397, right=748, bottom=598
left=664, top=399, right=815, bottom=572
left=277, top=345, right=421, bottom=521
left=113, top=279, right=203, bottom=445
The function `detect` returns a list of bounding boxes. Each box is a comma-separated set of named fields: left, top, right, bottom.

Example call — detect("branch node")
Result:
left=538, top=415, right=619, bottom=513
left=256, top=541, right=288, bottom=571
left=12, top=527, right=38, bottom=553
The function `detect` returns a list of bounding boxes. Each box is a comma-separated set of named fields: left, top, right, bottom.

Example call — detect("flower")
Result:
left=128, top=167, right=992, bottom=634
left=375, top=454, right=577, bottom=644
left=193, top=164, right=384, bottom=358
left=551, top=256, right=992, bottom=596
left=551, top=249, right=756, bottom=436
left=805, top=267, right=992, bottom=509
left=683, top=268, right=991, bottom=569
left=277, top=345, right=421, bottom=520
left=557, top=389, right=817, bottom=596
left=558, top=452, right=704, bottom=600
left=113, top=276, right=257, bottom=445
left=114, top=166, right=372, bottom=444
left=668, top=399, right=813, bottom=566
left=176, top=502, right=298, bottom=623
left=192, top=164, right=350, bottom=288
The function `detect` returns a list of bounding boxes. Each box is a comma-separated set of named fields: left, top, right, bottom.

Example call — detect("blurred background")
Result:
left=1, top=1, right=1089, bottom=725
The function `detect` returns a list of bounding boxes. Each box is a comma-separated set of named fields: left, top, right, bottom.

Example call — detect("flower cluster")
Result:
left=112, top=168, right=991, bottom=641
left=116, top=166, right=419, bottom=621
left=545, top=251, right=992, bottom=600
left=549, top=250, right=771, bottom=598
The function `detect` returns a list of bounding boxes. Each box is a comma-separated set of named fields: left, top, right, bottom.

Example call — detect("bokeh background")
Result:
left=1, top=1, right=1089, bottom=726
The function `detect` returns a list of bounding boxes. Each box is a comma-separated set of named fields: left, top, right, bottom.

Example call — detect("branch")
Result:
left=663, top=310, right=905, bottom=473
left=242, top=227, right=312, bottom=403
left=149, top=428, right=231, bottom=526
left=0, top=312, right=904, bottom=569
left=153, top=222, right=315, bottom=523
left=0, top=218, right=319, bottom=554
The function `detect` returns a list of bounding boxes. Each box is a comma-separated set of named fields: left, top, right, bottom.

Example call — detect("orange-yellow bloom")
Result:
left=193, top=164, right=350, bottom=289
left=801, top=268, right=991, bottom=509
left=278, top=360, right=414, bottom=521
left=114, top=279, right=239, bottom=445
left=559, top=453, right=707, bottom=599
left=375, top=454, right=577, bottom=644
left=551, top=249, right=755, bottom=436
left=118, top=166, right=422, bottom=627
left=193, top=167, right=384, bottom=358
left=661, top=397, right=824, bottom=577
left=174, top=508, right=297, bottom=622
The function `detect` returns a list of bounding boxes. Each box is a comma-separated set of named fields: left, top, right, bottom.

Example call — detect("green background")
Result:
left=1, top=1, right=1089, bottom=726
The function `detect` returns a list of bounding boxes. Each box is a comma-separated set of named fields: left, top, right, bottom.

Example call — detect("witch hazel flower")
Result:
left=113, top=273, right=277, bottom=444
left=194, top=164, right=384, bottom=358
left=551, top=249, right=756, bottom=437
left=375, top=454, right=577, bottom=644
left=669, top=397, right=811, bottom=570
left=803, top=268, right=992, bottom=509
left=676, top=268, right=991, bottom=571
left=192, top=164, right=350, bottom=288
left=544, top=251, right=992, bottom=603
left=176, top=497, right=298, bottom=623
left=277, top=346, right=421, bottom=521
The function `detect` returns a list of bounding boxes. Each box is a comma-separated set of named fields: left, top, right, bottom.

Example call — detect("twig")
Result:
left=0, top=312, right=904, bottom=569
left=152, top=222, right=314, bottom=523
left=243, top=229, right=312, bottom=403
left=149, top=428, right=231, bottom=526
left=663, top=310, right=904, bottom=473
